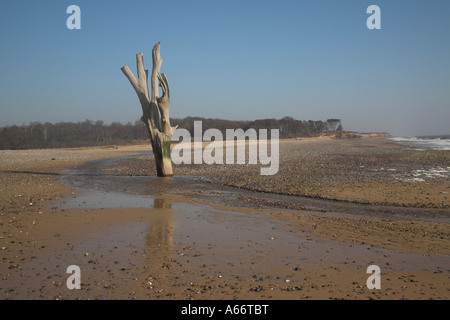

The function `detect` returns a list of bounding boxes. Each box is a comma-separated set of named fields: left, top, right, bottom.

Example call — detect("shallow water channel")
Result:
left=56, top=154, right=450, bottom=274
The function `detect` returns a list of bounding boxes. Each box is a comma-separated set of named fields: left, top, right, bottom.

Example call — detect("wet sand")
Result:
left=1, top=138, right=449, bottom=300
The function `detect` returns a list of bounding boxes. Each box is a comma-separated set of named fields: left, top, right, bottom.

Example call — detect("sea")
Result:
left=389, top=135, right=450, bottom=151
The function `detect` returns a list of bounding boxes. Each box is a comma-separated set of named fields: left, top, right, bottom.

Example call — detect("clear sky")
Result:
left=0, top=0, right=449, bottom=136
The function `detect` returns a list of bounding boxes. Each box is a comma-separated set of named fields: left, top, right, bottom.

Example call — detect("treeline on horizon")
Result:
left=0, top=116, right=342, bottom=150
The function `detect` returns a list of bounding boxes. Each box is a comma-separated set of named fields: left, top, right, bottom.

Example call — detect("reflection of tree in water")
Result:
left=146, top=198, right=174, bottom=258
left=153, top=198, right=172, bottom=209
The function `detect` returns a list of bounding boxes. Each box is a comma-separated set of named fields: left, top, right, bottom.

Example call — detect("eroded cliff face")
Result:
left=328, top=131, right=390, bottom=139
left=364, top=132, right=390, bottom=137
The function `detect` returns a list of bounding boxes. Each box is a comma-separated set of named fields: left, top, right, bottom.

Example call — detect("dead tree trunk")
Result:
left=121, top=42, right=177, bottom=177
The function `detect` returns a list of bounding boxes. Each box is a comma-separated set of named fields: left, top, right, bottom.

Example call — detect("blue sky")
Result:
left=0, top=0, right=449, bottom=136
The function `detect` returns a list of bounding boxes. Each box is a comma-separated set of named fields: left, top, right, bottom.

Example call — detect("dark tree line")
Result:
left=172, top=117, right=342, bottom=139
left=0, top=117, right=342, bottom=150
left=0, top=120, right=148, bottom=150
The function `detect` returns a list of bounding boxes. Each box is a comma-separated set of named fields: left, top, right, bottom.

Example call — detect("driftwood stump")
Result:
left=121, top=42, right=177, bottom=177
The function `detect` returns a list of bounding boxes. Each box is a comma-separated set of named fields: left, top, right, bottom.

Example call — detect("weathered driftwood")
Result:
left=121, top=42, right=177, bottom=176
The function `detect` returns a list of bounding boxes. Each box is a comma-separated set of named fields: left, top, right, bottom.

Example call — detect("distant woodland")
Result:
left=0, top=117, right=342, bottom=150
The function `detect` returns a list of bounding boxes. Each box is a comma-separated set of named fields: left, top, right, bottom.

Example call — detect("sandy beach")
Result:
left=0, top=137, right=449, bottom=300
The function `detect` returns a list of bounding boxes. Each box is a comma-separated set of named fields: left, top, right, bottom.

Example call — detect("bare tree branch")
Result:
left=121, top=42, right=175, bottom=177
